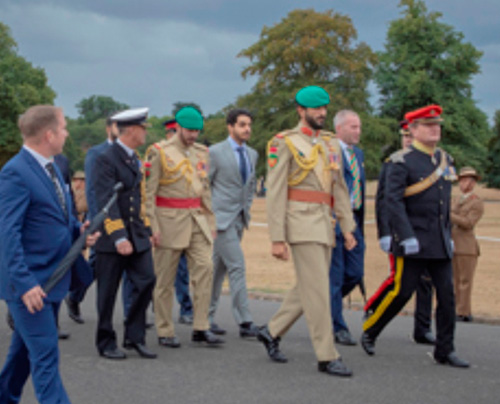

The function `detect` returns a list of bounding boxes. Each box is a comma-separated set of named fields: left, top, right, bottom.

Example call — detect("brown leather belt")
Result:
left=287, top=188, right=334, bottom=208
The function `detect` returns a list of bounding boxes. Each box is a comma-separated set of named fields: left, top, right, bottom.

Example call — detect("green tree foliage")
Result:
left=374, top=0, right=491, bottom=171
left=485, top=110, right=500, bottom=188
left=236, top=9, right=377, bottom=176
left=0, top=22, right=56, bottom=166
left=76, top=95, right=129, bottom=124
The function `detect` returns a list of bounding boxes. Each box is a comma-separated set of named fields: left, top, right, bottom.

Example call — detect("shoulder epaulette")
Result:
left=389, top=148, right=411, bottom=164
left=273, top=129, right=294, bottom=140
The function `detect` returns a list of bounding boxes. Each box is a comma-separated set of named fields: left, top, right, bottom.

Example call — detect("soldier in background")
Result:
left=451, top=166, right=484, bottom=322
left=71, top=170, right=88, bottom=223
left=256, top=86, right=356, bottom=377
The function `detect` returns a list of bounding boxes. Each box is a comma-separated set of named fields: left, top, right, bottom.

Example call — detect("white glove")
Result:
left=379, top=236, right=392, bottom=253
left=401, top=237, right=420, bottom=255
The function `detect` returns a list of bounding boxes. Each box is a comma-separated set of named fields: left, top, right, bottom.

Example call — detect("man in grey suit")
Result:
left=208, top=109, right=259, bottom=338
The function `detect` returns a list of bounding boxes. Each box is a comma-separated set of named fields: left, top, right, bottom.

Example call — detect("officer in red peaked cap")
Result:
left=361, top=104, right=469, bottom=368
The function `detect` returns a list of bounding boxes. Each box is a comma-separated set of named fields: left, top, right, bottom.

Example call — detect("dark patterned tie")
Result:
left=236, top=146, right=248, bottom=184
left=46, top=162, right=68, bottom=219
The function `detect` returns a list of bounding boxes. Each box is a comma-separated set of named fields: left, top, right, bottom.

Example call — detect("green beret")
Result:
left=295, top=86, right=330, bottom=108
left=175, top=106, right=204, bottom=130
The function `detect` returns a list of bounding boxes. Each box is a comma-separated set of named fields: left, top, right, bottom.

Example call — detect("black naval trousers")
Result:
left=414, top=272, right=433, bottom=338
left=95, top=250, right=155, bottom=353
left=364, top=256, right=455, bottom=358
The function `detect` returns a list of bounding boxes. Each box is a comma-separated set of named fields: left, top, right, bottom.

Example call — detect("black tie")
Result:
left=45, top=162, right=68, bottom=219
left=236, top=146, right=248, bottom=184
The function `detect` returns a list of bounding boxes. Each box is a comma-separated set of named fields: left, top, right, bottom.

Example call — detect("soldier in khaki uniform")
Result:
left=145, top=106, right=223, bottom=346
left=451, top=167, right=484, bottom=322
left=257, top=86, right=357, bottom=377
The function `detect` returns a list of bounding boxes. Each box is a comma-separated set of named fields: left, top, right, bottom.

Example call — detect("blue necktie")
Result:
left=236, top=146, right=248, bottom=184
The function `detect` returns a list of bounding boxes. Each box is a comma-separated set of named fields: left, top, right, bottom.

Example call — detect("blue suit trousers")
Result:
left=0, top=300, right=70, bottom=404
left=329, top=220, right=365, bottom=333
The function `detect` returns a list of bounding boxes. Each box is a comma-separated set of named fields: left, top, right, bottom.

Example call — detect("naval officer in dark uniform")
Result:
left=94, top=108, right=157, bottom=359
left=361, top=104, right=469, bottom=368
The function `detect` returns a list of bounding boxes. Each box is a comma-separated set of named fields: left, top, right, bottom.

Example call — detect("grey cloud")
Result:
left=1, top=0, right=498, bottom=120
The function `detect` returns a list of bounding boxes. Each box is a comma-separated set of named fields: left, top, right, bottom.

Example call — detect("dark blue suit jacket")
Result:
left=85, top=141, right=110, bottom=219
left=0, top=148, right=81, bottom=302
left=335, top=145, right=366, bottom=236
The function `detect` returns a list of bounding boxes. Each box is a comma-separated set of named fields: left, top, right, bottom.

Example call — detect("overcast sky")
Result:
left=1, top=0, right=498, bottom=121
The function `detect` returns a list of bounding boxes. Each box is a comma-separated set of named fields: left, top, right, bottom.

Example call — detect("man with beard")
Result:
left=65, top=116, right=120, bottom=324
left=207, top=109, right=259, bottom=337
left=94, top=108, right=157, bottom=360
left=256, top=86, right=357, bottom=377
left=145, top=106, right=223, bottom=347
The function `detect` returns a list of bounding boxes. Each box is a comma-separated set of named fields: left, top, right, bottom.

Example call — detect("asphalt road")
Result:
left=1, top=287, right=498, bottom=404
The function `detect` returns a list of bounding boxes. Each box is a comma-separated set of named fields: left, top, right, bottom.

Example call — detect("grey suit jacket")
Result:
left=209, top=138, right=258, bottom=231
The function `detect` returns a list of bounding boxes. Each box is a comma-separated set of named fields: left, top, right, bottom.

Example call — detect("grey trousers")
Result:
left=209, top=214, right=252, bottom=326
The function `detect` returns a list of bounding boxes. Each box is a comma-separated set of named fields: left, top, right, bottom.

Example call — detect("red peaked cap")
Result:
left=163, top=119, right=176, bottom=130
left=399, top=120, right=409, bottom=130
left=404, top=104, right=443, bottom=125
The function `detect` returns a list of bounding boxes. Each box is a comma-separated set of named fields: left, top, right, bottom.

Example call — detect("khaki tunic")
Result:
left=451, top=193, right=484, bottom=316
left=266, top=122, right=356, bottom=362
left=145, top=134, right=215, bottom=336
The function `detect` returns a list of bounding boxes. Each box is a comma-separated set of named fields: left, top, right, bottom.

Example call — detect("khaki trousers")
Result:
left=452, top=254, right=478, bottom=316
left=153, top=222, right=212, bottom=337
left=269, top=242, right=339, bottom=362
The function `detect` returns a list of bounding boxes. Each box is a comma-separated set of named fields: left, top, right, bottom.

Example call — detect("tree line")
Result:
left=1, top=0, right=499, bottom=186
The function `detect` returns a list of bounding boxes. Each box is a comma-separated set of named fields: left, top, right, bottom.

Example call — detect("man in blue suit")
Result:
left=0, top=105, right=99, bottom=404
left=329, top=110, right=366, bottom=346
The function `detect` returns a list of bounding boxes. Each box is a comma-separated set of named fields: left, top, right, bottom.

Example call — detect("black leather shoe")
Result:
left=58, top=328, right=70, bottom=340
left=192, top=330, right=225, bottom=345
left=179, top=314, right=194, bottom=325
left=123, top=340, right=157, bottom=359
left=257, top=325, right=288, bottom=363
left=240, top=323, right=259, bottom=338
left=100, top=348, right=127, bottom=360
left=434, top=352, right=470, bottom=368
left=65, top=296, right=84, bottom=324
left=335, top=329, right=357, bottom=346
left=318, top=359, right=353, bottom=377
left=210, top=323, right=227, bottom=335
left=456, top=315, right=473, bottom=322
left=414, top=331, right=436, bottom=345
left=158, top=336, right=181, bottom=348
left=360, top=332, right=375, bottom=356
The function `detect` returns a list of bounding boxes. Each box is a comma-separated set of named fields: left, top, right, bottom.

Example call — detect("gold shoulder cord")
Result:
left=157, top=147, right=194, bottom=186
left=284, top=137, right=328, bottom=186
